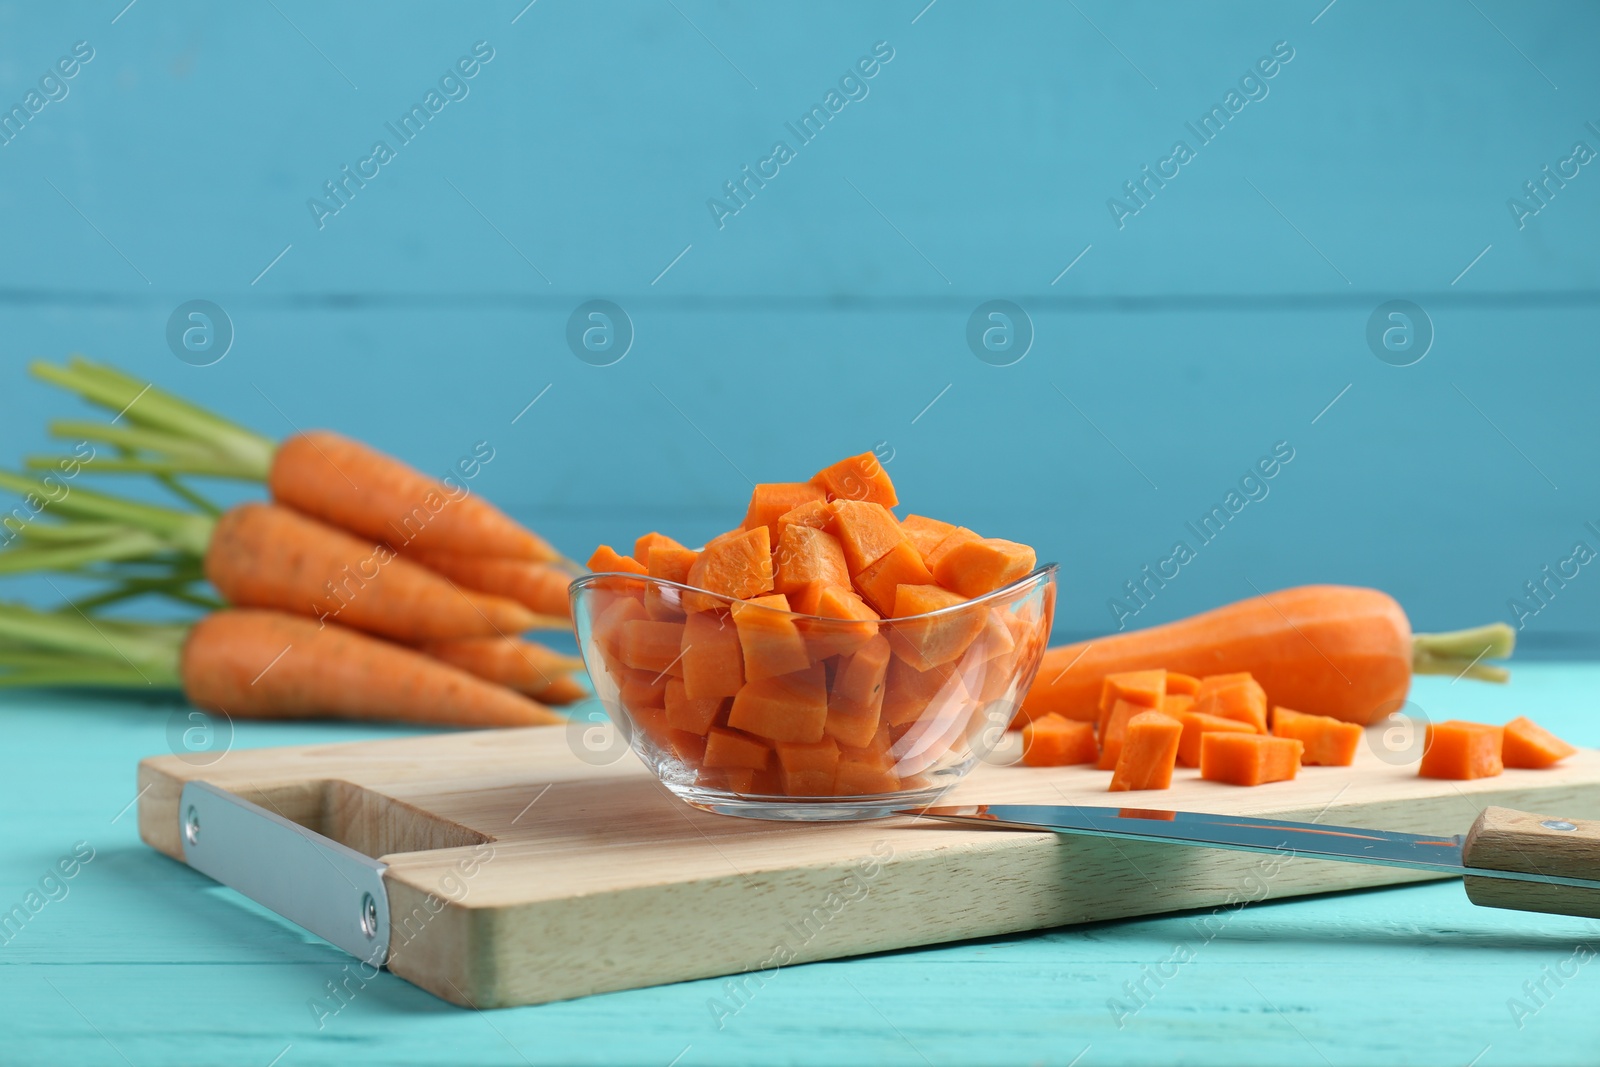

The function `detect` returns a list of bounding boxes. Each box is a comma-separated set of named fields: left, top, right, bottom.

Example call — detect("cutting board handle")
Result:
left=179, top=780, right=391, bottom=965
left=1462, top=806, right=1600, bottom=920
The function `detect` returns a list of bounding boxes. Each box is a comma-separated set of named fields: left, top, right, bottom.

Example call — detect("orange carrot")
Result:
left=743, top=483, right=827, bottom=539
left=852, top=540, right=934, bottom=616
left=1271, top=706, right=1361, bottom=766
left=899, top=514, right=957, bottom=559
left=811, top=452, right=898, bottom=507
left=1098, top=698, right=1166, bottom=770
left=1176, top=710, right=1256, bottom=768
left=1419, top=721, right=1504, bottom=780
left=1109, top=711, right=1182, bottom=791
left=269, top=430, right=558, bottom=562
left=1193, top=673, right=1268, bottom=733
left=931, top=537, right=1037, bottom=598
left=181, top=610, right=563, bottom=726
left=419, top=636, right=587, bottom=704
left=410, top=550, right=575, bottom=619
left=633, top=531, right=687, bottom=564
left=1025, top=586, right=1512, bottom=727
left=205, top=504, right=543, bottom=643
left=828, top=501, right=910, bottom=576
left=1021, top=714, right=1097, bottom=767
left=1199, top=732, right=1303, bottom=786
left=1097, top=669, right=1167, bottom=734
left=1501, top=716, right=1578, bottom=769
left=587, top=545, right=647, bottom=575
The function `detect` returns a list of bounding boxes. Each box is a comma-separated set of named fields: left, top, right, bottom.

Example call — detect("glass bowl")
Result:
left=569, top=564, right=1057, bottom=821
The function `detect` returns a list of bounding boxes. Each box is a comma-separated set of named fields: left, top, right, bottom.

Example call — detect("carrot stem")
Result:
left=1412, top=623, right=1515, bottom=682
left=29, top=358, right=275, bottom=479
left=0, top=472, right=214, bottom=554
left=0, top=601, right=185, bottom=677
left=0, top=529, right=171, bottom=574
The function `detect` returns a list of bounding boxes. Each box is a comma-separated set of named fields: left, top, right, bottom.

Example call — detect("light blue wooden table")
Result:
left=3, top=665, right=1596, bottom=1066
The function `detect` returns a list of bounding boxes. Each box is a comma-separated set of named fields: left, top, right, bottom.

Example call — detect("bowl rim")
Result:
left=569, top=562, right=1057, bottom=622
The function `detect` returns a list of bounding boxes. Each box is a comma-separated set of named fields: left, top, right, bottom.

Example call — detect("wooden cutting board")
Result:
left=137, top=726, right=1600, bottom=1008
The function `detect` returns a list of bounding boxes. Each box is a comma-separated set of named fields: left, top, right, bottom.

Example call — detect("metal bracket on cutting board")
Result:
left=179, top=780, right=390, bottom=966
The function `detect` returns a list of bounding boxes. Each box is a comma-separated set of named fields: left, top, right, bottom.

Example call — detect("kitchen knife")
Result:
left=899, top=804, right=1600, bottom=919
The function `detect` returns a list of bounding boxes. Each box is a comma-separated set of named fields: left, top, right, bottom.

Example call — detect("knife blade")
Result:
left=899, top=804, right=1600, bottom=918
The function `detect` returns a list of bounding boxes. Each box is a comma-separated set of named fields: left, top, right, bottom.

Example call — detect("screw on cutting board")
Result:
left=1541, top=819, right=1578, bottom=831
left=184, top=806, right=200, bottom=846
left=360, top=893, right=378, bottom=939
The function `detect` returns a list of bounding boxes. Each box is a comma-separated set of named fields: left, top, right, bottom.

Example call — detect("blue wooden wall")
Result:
left=2, top=0, right=1598, bottom=650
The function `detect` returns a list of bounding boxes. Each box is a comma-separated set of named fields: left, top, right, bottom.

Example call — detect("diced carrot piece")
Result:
left=1193, top=675, right=1268, bottom=733
left=853, top=540, right=936, bottom=616
left=665, top=677, right=722, bottom=734
left=727, top=663, right=828, bottom=743
left=780, top=769, right=838, bottom=796
left=796, top=583, right=880, bottom=659
left=618, top=668, right=668, bottom=712
left=1162, top=693, right=1195, bottom=718
left=633, top=531, right=686, bottom=565
left=924, top=527, right=981, bottom=570
left=899, top=514, right=957, bottom=559
left=812, top=452, right=898, bottom=507
left=881, top=657, right=965, bottom=727
left=1199, top=732, right=1303, bottom=786
left=644, top=544, right=699, bottom=619
left=1165, top=672, right=1201, bottom=696
left=1419, top=720, right=1504, bottom=780
left=588, top=544, right=648, bottom=575
left=775, top=499, right=836, bottom=540
left=684, top=526, right=774, bottom=609
left=647, top=545, right=699, bottom=584
left=829, top=501, right=910, bottom=575
left=1502, top=716, right=1578, bottom=769
left=1098, top=698, right=1171, bottom=770
left=742, top=482, right=828, bottom=538
left=679, top=610, right=744, bottom=699
left=827, top=634, right=891, bottom=748
left=591, top=593, right=649, bottom=670
left=702, top=727, right=771, bottom=770
left=840, top=724, right=895, bottom=769
left=1097, top=670, right=1168, bottom=736
left=1118, top=808, right=1176, bottom=821
left=976, top=608, right=1017, bottom=662
left=731, top=593, right=811, bottom=682
left=833, top=761, right=901, bottom=795
left=668, top=729, right=707, bottom=764
left=889, top=583, right=986, bottom=670
left=630, top=704, right=674, bottom=749
left=1177, top=711, right=1256, bottom=767
left=931, top=537, right=1038, bottom=598
left=775, top=738, right=841, bottom=774
left=1021, top=714, right=1098, bottom=767
left=1271, top=707, right=1362, bottom=767
left=774, top=524, right=850, bottom=595
left=1109, top=711, right=1183, bottom=791
left=619, top=619, right=686, bottom=676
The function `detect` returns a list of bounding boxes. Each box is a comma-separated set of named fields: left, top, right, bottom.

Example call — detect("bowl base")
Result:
left=667, top=782, right=954, bottom=822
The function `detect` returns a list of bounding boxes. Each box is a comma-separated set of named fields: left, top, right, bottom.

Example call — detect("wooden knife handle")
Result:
left=1462, top=806, right=1600, bottom=919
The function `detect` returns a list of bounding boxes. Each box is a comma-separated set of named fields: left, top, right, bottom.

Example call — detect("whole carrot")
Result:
left=205, top=503, right=542, bottom=643
left=182, top=610, right=564, bottom=727
left=421, top=637, right=590, bottom=705
left=269, top=431, right=558, bottom=563
left=409, top=552, right=575, bottom=619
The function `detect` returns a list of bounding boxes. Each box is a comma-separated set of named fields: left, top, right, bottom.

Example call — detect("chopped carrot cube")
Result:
left=617, top=668, right=668, bottom=712
left=881, top=656, right=965, bottom=727
left=588, top=544, right=648, bottom=575
left=1097, top=670, right=1167, bottom=736
left=1098, top=698, right=1172, bottom=770
left=1162, top=693, right=1195, bottom=718
left=812, top=452, right=898, bottom=507
left=619, top=619, right=686, bottom=676
left=664, top=677, right=722, bottom=734
left=1021, top=714, right=1097, bottom=767
left=742, top=483, right=828, bottom=539
left=795, top=583, right=880, bottom=659
left=774, top=499, right=836, bottom=540
left=931, top=537, right=1038, bottom=598
left=632, top=531, right=687, bottom=565
left=702, top=727, right=771, bottom=770
left=899, top=514, right=957, bottom=559
left=684, top=526, right=773, bottom=607
left=1419, top=720, right=1504, bottom=780
left=1193, top=675, right=1268, bottom=733
left=925, top=527, right=981, bottom=570
left=731, top=593, right=811, bottom=682
left=647, top=544, right=699, bottom=584
left=678, top=610, right=744, bottom=700
left=826, top=635, right=891, bottom=748
left=775, top=738, right=841, bottom=775
left=829, top=501, right=910, bottom=575
left=1109, top=711, right=1183, bottom=791
left=1271, top=706, right=1361, bottom=766
left=853, top=540, right=936, bottom=616
left=1176, top=711, right=1256, bottom=767
left=1501, top=716, right=1578, bottom=769
left=889, top=584, right=986, bottom=670
left=773, top=524, right=850, bottom=595
left=1199, top=732, right=1303, bottom=786
left=1165, top=672, right=1201, bottom=696
left=727, top=663, right=828, bottom=743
